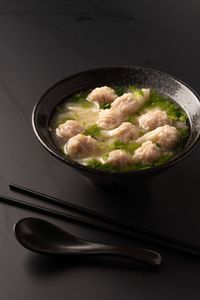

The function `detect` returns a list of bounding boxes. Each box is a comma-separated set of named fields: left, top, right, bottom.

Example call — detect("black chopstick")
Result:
left=0, top=193, right=161, bottom=246
left=2, top=192, right=200, bottom=258
left=8, top=183, right=200, bottom=258
left=1, top=193, right=142, bottom=235
left=9, top=183, right=121, bottom=225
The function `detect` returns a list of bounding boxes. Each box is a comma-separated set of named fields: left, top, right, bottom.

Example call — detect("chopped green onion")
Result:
left=84, top=124, right=101, bottom=138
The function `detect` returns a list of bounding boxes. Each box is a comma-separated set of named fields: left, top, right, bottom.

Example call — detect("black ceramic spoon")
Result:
left=14, top=218, right=162, bottom=266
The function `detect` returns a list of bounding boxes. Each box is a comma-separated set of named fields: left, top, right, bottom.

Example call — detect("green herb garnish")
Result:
left=71, top=90, right=89, bottom=102
left=60, top=145, right=66, bottom=155
left=175, top=127, right=190, bottom=151
left=126, top=115, right=136, bottom=123
left=56, top=105, right=65, bottom=113
left=109, top=140, right=141, bottom=154
left=128, top=85, right=137, bottom=93
left=145, top=90, right=187, bottom=122
left=70, top=90, right=93, bottom=108
left=87, top=159, right=156, bottom=172
left=100, top=103, right=111, bottom=109
left=84, top=124, right=101, bottom=138
left=86, top=159, right=120, bottom=172
left=126, top=112, right=140, bottom=124
left=114, top=86, right=126, bottom=96
left=154, top=153, right=173, bottom=166
left=178, top=127, right=189, bottom=139
left=128, top=85, right=144, bottom=97
left=86, top=153, right=174, bottom=172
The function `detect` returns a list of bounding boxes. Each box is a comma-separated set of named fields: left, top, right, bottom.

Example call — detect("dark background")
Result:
left=0, top=0, right=200, bottom=299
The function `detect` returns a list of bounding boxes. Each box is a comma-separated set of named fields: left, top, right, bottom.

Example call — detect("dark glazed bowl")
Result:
left=32, top=66, right=200, bottom=188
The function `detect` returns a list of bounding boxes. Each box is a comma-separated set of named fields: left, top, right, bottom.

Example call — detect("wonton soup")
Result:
left=49, top=85, right=190, bottom=172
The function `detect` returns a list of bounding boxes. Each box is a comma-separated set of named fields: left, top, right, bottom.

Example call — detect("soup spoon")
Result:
left=14, top=217, right=161, bottom=266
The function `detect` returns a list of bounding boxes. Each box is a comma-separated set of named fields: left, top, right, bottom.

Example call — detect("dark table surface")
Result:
left=1, top=0, right=200, bottom=299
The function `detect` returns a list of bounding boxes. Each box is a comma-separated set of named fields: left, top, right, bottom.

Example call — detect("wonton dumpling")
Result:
left=56, top=120, right=84, bottom=142
left=106, top=150, right=133, bottom=167
left=137, top=125, right=179, bottom=149
left=105, top=122, right=139, bottom=143
left=87, top=86, right=117, bottom=105
left=65, top=134, right=98, bottom=158
left=133, top=141, right=161, bottom=163
left=111, top=89, right=150, bottom=118
left=96, top=109, right=123, bottom=129
left=138, top=109, right=170, bottom=131
left=111, top=93, right=139, bottom=117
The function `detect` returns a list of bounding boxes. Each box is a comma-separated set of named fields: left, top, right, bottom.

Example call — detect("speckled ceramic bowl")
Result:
left=32, top=66, right=200, bottom=188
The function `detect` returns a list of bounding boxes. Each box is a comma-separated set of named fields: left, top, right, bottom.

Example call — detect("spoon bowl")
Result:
left=14, top=218, right=162, bottom=266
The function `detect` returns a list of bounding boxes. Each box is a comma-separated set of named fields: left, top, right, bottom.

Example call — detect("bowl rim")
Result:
left=32, top=65, right=200, bottom=177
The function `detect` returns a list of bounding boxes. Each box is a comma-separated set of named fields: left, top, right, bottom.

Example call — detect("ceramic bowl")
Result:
left=32, top=66, right=200, bottom=188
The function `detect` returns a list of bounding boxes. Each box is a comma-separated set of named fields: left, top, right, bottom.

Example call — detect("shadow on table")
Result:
left=61, top=179, right=154, bottom=224
left=88, top=180, right=153, bottom=224
left=25, top=254, right=161, bottom=277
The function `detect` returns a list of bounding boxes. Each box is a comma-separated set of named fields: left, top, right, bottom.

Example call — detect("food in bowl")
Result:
left=49, top=85, right=189, bottom=172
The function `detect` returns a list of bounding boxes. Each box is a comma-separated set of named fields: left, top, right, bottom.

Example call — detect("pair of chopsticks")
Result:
left=0, top=183, right=199, bottom=258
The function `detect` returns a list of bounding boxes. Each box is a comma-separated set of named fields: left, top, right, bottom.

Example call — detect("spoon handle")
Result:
left=78, top=243, right=162, bottom=266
